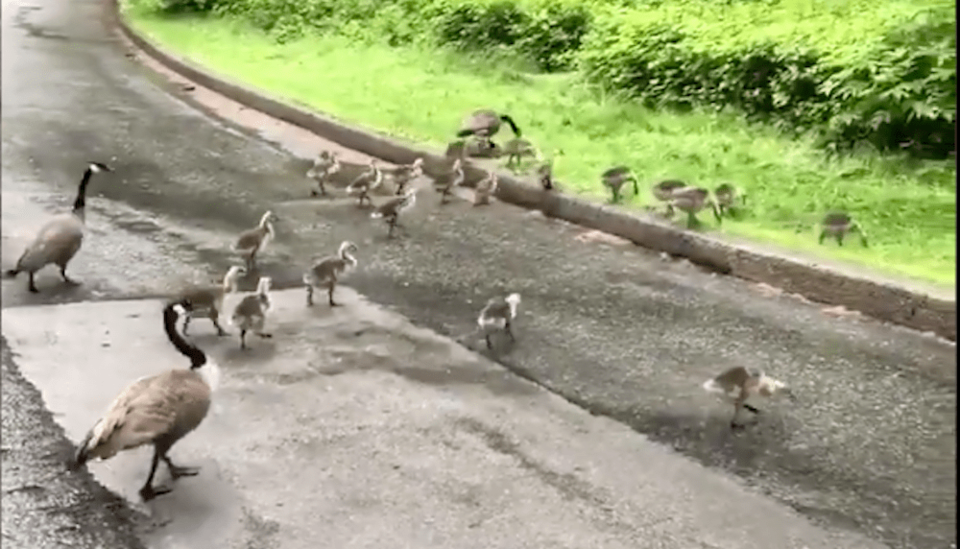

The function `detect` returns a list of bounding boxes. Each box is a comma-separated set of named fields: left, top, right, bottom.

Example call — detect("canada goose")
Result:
left=501, top=138, right=538, bottom=169
left=346, top=159, right=384, bottom=207
left=457, top=109, right=522, bottom=146
left=169, top=265, right=246, bottom=337
left=5, top=162, right=112, bottom=293
left=385, top=158, right=424, bottom=196
left=304, top=241, right=358, bottom=307
left=306, top=150, right=341, bottom=197
left=666, top=187, right=722, bottom=228
left=233, top=210, right=278, bottom=272
left=371, top=189, right=417, bottom=239
left=74, top=300, right=218, bottom=501
left=819, top=211, right=868, bottom=247
left=702, top=366, right=797, bottom=429
left=601, top=166, right=639, bottom=204
left=432, top=158, right=464, bottom=204
left=714, top=183, right=747, bottom=218
left=474, top=170, right=499, bottom=206
left=230, top=276, right=273, bottom=350
left=477, top=293, right=521, bottom=350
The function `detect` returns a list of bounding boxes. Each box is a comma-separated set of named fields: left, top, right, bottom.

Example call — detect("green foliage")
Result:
left=578, top=2, right=956, bottom=157
left=135, top=0, right=957, bottom=157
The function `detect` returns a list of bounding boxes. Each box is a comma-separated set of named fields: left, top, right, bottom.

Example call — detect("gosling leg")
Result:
left=306, top=285, right=315, bottom=307
left=328, top=280, right=339, bottom=307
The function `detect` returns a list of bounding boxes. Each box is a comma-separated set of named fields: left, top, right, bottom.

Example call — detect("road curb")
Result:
left=109, top=2, right=956, bottom=342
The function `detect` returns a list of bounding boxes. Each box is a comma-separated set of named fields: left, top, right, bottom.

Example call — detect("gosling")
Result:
left=386, top=158, right=424, bottom=196
left=473, top=170, right=499, bottom=206
left=702, top=366, right=797, bottom=430
left=230, top=276, right=273, bottom=350
left=233, top=210, right=278, bottom=272
left=6, top=162, right=112, bottom=293
left=667, top=187, right=722, bottom=228
left=304, top=241, right=358, bottom=307
left=601, top=166, right=639, bottom=204
left=306, top=150, right=341, bottom=197
left=346, top=159, right=384, bottom=207
left=432, top=158, right=464, bottom=204
left=74, top=300, right=219, bottom=501
left=168, top=265, right=246, bottom=336
left=714, top=183, right=746, bottom=218
left=371, top=189, right=417, bottom=239
left=819, top=211, right=868, bottom=247
left=477, top=293, right=521, bottom=350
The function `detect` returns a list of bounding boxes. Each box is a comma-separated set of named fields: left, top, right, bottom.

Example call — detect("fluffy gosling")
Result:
left=371, top=189, right=417, bottom=239
left=230, top=276, right=273, bottom=350
left=477, top=293, right=522, bottom=350
left=474, top=170, right=499, bottom=206
left=233, top=210, right=278, bottom=272
left=346, top=159, right=384, bottom=207
left=702, top=366, right=797, bottom=429
left=306, top=150, right=341, bottom=197
left=304, top=241, right=358, bottom=307
left=385, top=158, right=424, bottom=196
left=432, top=158, right=464, bottom=204
left=169, top=265, right=246, bottom=336
left=819, top=211, right=868, bottom=247
left=601, top=166, right=639, bottom=204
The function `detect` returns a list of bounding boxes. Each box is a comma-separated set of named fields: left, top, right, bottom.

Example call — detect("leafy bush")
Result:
left=145, top=0, right=956, bottom=157
left=578, top=2, right=955, bottom=157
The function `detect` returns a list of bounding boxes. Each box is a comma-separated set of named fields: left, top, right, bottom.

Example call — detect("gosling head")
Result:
left=339, top=240, right=359, bottom=255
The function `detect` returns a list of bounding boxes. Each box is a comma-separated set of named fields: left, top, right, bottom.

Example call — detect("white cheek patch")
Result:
left=89, top=163, right=103, bottom=173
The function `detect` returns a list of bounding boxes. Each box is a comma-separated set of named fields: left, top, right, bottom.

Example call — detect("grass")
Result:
left=126, top=8, right=956, bottom=288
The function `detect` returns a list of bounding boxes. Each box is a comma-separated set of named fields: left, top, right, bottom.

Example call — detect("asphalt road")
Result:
left=1, top=0, right=955, bottom=547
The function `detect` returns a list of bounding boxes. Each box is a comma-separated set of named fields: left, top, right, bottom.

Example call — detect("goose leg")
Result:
left=485, top=334, right=493, bottom=350
left=818, top=230, right=828, bottom=245
left=504, top=320, right=515, bottom=342
left=27, top=272, right=38, bottom=293
left=139, top=447, right=172, bottom=501
left=743, top=403, right=761, bottom=414
left=328, top=280, right=339, bottom=307
left=59, top=264, right=79, bottom=285
left=162, top=454, right=200, bottom=479
left=210, top=312, right=228, bottom=337
left=306, top=285, right=315, bottom=307
left=239, top=329, right=247, bottom=350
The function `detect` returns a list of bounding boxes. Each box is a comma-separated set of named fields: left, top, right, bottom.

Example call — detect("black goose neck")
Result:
left=162, top=302, right=208, bottom=369
left=72, top=168, right=94, bottom=214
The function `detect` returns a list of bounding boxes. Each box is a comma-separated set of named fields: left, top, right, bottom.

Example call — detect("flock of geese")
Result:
left=4, top=109, right=800, bottom=504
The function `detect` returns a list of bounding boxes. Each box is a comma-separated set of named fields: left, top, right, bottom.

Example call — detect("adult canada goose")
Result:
left=819, top=211, right=868, bottom=247
left=473, top=170, right=499, bottom=206
left=169, top=265, right=246, bottom=336
left=714, top=183, right=747, bottom=218
left=74, top=300, right=219, bottom=501
left=346, top=159, right=384, bottom=207
left=666, top=187, right=722, bottom=228
left=601, top=166, right=639, bottom=204
left=702, top=366, right=797, bottom=429
left=432, top=158, right=464, bottom=204
left=304, top=241, right=358, bottom=307
left=230, top=276, right=273, bottom=350
left=306, top=150, right=341, bottom=197
left=457, top=109, right=522, bottom=140
left=371, top=189, right=417, bottom=239
left=233, top=210, right=278, bottom=272
left=384, top=158, right=424, bottom=196
left=501, top=138, right=538, bottom=170
left=477, top=293, right=521, bottom=350
left=5, top=161, right=112, bottom=293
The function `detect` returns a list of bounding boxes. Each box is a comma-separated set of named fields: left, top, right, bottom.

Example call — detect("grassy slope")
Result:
left=126, top=10, right=956, bottom=287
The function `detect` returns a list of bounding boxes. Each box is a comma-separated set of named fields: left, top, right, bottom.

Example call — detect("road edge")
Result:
left=107, top=1, right=956, bottom=342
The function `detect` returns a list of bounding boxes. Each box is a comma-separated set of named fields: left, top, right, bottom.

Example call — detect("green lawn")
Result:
left=125, top=8, right=956, bottom=288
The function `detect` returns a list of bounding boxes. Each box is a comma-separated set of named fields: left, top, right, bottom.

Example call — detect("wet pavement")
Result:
left=1, top=0, right=956, bottom=547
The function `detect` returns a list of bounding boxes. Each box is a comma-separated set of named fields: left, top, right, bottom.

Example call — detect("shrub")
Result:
left=578, top=2, right=955, bottom=157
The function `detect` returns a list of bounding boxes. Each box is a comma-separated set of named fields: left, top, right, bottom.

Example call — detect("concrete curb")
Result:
left=109, top=2, right=956, bottom=342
